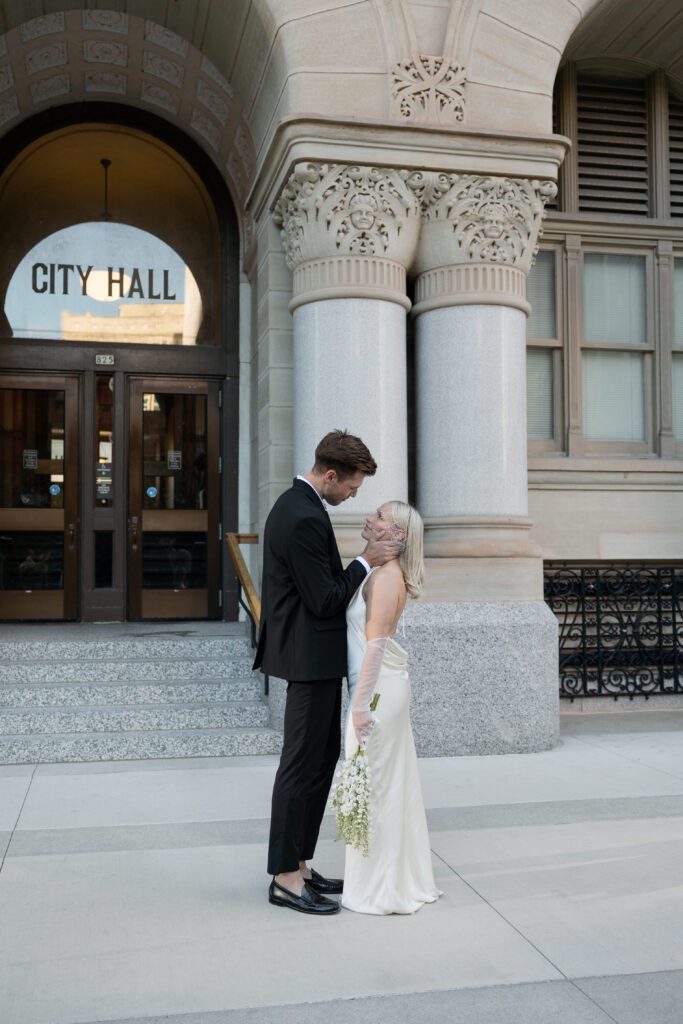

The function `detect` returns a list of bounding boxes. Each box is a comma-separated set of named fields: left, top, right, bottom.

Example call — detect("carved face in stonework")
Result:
left=349, top=192, right=378, bottom=231
left=479, top=202, right=506, bottom=239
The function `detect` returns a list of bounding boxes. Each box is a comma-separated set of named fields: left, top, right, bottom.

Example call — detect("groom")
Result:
left=254, top=430, right=400, bottom=915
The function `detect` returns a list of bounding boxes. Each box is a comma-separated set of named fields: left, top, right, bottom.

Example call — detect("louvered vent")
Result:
left=577, top=76, right=649, bottom=216
left=670, top=90, right=683, bottom=217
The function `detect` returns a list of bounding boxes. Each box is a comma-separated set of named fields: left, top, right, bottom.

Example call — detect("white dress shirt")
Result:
left=296, top=475, right=370, bottom=574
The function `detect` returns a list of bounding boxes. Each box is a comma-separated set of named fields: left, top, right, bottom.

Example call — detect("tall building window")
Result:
left=526, top=250, right=561, bottom=450
left=582, top=253, right=648, bottom=445
left=673, top=260, right=683, bottom=443
left=526, top=68, right=683, bottom=460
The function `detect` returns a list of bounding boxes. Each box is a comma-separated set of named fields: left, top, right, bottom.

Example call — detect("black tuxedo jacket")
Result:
left=253, top=478, right=367, bottom=681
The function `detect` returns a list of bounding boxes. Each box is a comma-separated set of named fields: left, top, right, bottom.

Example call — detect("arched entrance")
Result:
left=0, top=105, right=239, bottom=621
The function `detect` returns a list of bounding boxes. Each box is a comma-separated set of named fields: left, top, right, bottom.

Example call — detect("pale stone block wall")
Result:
left=529, top=488, right=683, bottom=561
left=254, top=218, right=294, bottom=535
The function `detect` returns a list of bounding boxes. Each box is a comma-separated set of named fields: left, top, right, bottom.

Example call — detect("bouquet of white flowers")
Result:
left=330, top=693, right=380, bottom=857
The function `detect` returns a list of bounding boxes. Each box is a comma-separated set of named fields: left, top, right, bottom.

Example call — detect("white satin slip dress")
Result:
left=341, top=570, right=443, bottom=915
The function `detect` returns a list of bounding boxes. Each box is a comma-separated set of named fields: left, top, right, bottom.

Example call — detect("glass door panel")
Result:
left=0, top=377, right=78, bottom=619
left=128, top=379, right=218, bottom=619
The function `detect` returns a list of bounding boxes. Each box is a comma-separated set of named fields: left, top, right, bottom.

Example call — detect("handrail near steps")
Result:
left=224, top=532, right=269, bottom=695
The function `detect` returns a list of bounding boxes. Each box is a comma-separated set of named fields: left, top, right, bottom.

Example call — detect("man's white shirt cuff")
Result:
left=355, top=556, right=371, bottom=574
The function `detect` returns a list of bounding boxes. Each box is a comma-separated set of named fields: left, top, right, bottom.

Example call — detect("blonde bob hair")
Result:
left=386, top=500, right=425, bottom=599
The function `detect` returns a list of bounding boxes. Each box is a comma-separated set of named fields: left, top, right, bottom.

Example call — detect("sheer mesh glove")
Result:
left=351, top=637, right=388, bottom=747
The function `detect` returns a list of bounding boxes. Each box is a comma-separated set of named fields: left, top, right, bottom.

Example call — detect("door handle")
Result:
left=67, top=523, right=76, bottom=551
left=128, top=516, right=139, bottom=552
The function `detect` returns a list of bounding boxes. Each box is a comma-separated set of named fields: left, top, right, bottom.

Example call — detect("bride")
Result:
left=341, top=500, right=443, bottom=915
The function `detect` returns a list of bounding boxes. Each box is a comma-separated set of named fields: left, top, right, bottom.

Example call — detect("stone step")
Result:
left=0, top=701, right=270, bottom=734
left=0, top=677, right=263, bottom=707
left=0, top=727, right=284, bottom=764
left=0, top=636, right=252, bottom=662
left=0, top=657, right=255, bottom=684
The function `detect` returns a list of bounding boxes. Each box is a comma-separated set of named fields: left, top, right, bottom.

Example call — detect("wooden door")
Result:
left=127, top=378, right=219, bottom=619
left=0, top=375, right=79, bottom=620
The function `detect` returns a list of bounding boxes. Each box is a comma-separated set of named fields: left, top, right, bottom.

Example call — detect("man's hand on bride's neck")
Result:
left=362, top=532, right=402, bottom=567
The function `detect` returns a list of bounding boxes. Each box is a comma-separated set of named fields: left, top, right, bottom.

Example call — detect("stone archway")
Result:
left=0, top=8, right=256, bottom=241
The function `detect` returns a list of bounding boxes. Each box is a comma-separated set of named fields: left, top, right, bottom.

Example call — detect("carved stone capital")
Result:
left=273, top=162, right=421, bottom=310
left=409, top=173, right=557, bottom=314
left=391, top=56, right=466, bottom=124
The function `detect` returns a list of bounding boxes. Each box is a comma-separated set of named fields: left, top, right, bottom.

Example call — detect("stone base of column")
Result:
left=266, top=601, right=559, bottom=756
left=404, top=600, right=559, bottom=756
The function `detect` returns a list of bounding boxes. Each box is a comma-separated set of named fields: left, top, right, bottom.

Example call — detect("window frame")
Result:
left=526, top=244, right=564, bottom=455
left=579, top=243, right=656, bottom=455
left=528, top=63, right=683, bottom=470
left=672, top=252, right=683, bottom=455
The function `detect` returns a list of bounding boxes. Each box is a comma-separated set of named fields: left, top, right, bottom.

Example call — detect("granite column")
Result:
left=273, top=163, right=421, bottom=535
left=406, top=173, right=561, bottom=754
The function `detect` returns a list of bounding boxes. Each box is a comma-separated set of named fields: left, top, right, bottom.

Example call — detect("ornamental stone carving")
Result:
left=25, top=43, right=68, bottom=76
left=144, top=22, right=188, bottom=57
left=200, top=56, right=233, bottom=97
left=82, top=12, right=129, bottom=33
left=140, top=80, right=179, bottom=114
left=196, top=79, right=229, bottom=125
left=85, top=71, right=126, bottom=95
left=83, top=40, right=128, bottom=66
left=411, top=173, right=557, bottom=315
left=391, top=56, right=466, bottom=124
left=190, top=107, right=220, bottom=151
left=0, top=95, right=19, bottom=127
left=142, top=51, right=183, bottom=87
left=0, top=63, right=13, bottom=94
left=273, top=163, right=421, bottom=310
left=20, top=14, right=65, bottom=42
left=31, top=73, right=70, bottom=104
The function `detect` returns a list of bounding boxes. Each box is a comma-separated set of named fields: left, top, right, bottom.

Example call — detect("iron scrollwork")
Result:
left=544, top=562, right=683, bottom=700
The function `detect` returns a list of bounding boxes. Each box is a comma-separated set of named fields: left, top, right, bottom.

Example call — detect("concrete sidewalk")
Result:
left=1, top=711, right=683, bottom=1024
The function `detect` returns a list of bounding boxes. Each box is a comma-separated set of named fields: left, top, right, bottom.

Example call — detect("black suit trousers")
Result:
left=267, top=678, right=342, bottom=875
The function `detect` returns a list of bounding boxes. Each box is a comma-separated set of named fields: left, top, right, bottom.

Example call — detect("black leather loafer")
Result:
left=268, top=879, right=340, bottom=915
left=305, top=867, right=344, bottom=895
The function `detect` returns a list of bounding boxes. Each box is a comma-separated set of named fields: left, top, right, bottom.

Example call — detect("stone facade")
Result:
left=0, top=0, right=681, bottom=753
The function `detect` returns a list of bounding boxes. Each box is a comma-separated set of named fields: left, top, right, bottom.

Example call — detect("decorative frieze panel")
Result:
left=140, top=80, right=179, bottom=114
left=234, top=124, right=252, bottom=166
left=0, top=94, right=18, bottom=127
left=82, top=12, right=129, bottom=34
left=144, top=22, right=188, bottom=58
left=31, top=73, right=70, bottom=104
left=0, top=64, right=13, bottom=94
left=391, top=56, right=466, bottom=124
left=196, top=79, right=228, bottom=125
left=83, top=40, right=128, bottom=66
left=190, top=107, right=220, bottom=151
left=85, top=72, right=126, bottom=95
left=227, top=152, right=244, bottom=195
left=142, top=51, right=184, bottom=87
left=25, top=43, right=68, bottom=76
left=20, top=15, right=65, bottom=43
left=200, top=56, right=233, bottom=97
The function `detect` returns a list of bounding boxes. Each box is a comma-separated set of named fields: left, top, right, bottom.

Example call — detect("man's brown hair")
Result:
left=313, top=429, right=377, bottom=480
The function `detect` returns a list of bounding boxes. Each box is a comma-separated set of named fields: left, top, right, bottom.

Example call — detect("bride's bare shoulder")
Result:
left=364, top=561, right=405, bottom=598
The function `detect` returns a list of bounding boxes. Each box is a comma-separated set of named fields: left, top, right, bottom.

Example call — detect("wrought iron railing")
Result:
left=544, top=562, right=683, bottom=700
left=225, top=532, right=269, bottom=695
